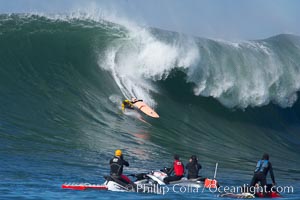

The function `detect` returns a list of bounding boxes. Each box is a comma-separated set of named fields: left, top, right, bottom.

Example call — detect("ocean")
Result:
left=0, top=14, right=299, bottom=199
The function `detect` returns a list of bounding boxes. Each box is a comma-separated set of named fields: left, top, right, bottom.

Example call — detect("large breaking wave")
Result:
left=2, top=14, right=300, bottom=109
left=1, top=13, right=300, bottom=200
left=91, top=13, right=300, bottom=109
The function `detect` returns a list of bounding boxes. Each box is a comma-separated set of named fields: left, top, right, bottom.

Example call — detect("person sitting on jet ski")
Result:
left=163, top=154, right=185, bottom=184
left=250, top=153, right=276, bottom=195
left=121, top=98, right=143, bottom=111
left=109, top=149, right=131, bottom=185
left=186, top=155, right=202, bottom=179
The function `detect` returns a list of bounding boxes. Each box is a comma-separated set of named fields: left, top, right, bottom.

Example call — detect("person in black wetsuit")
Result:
left=250, top=153, right=276, bottom=190
left=186, top=155, right=202, bottom=179
left=109, top=149, right=132, bottom=185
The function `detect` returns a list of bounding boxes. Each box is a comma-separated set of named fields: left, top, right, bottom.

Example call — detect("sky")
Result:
left=0, top=0, right=299, bottom=40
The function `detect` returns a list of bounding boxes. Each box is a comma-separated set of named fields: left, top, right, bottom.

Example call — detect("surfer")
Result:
left=185, top=155, right=202, bottom=179
left=109, top=149, right=132, bottom=185
left=250, top=153, right=276, bottom=193
left=121, top=100, right=134, bottom=111
left=121, top=98, right=143, bottom=111
left=163, top=154, right=185, bottom=184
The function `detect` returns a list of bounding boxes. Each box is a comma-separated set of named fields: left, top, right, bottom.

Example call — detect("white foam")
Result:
left=23, top=11, right=300, bottom=109
left=99, top=19, right=200, bottom=107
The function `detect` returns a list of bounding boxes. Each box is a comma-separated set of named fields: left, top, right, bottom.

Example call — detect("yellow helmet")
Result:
left=115, top=149, right=122, bottom=157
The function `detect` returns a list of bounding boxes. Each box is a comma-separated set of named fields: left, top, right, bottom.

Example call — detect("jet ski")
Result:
left=131, top=170, right=216, bottom=189
left=102, top=175, right=135, bottom=192
left=252, top=184, right=282, bottom=198
left=62, top=175, right=162, bottom=194
left=104, top=175, right=164, bottom=193
left=219, top=191, right=281, bottom=198
left=254, top=184, right=282, bottom=198
left=219, top=184, right=282, bottom=198
left=255, top=191, right=281, bottom=198
left=154, top=162, right=219, bottom=188
left=149, top=170, right=204, bottom=187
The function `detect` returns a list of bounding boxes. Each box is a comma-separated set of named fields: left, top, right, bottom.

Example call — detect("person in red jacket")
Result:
left=163, top=154, right=184, bottom=184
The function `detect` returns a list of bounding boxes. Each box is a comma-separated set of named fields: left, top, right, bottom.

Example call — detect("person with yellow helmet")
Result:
left=121, top=98, right=143, bottom=111
left=121, top=100, right=134, bottom=111
left=109, top=149, right=131, bottom=185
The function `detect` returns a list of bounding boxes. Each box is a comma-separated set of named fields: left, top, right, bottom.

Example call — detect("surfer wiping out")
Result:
left=121, top=97, right=159, bottom=121
left=121, top=98, right=143, bottom=112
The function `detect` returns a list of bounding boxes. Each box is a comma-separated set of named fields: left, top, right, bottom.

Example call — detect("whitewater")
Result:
left=0, top=13, right=300, bottom=199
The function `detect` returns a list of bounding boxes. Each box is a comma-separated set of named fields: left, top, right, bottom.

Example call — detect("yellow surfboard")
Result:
left=132, top=98, right=159, bottom=118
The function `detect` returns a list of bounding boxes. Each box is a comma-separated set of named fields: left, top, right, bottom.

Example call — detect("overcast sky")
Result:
left=0, top=0, right=299, bottom=40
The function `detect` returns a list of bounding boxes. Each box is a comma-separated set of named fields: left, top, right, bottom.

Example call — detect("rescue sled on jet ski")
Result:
left=62, top=175, right=162, bottom=193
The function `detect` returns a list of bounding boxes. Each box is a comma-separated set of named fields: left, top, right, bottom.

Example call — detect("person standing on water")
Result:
left=250, top=153, right=276, bottom=191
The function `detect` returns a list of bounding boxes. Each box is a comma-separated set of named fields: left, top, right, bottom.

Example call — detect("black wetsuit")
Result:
left=109, top=156, right=130, bottom=184
left=250, top=160, right=275, bottom=188
left=186, top=161, right=202, bottom=179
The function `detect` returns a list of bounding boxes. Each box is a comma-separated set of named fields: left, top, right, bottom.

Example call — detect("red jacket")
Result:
left=173, top=159, right=184, bottom=176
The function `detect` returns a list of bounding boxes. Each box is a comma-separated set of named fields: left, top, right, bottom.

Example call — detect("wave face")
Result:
left=97, top=17, right=300, bottom=109
left=1, top=14, right=300, bottom=199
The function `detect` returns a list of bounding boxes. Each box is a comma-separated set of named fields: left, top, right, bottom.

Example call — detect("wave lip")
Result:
left=1, top=14, right=300, bottom=109
left=184, top=34, right=300, bottom=108
left=99, top=24, right=200, bottom=107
